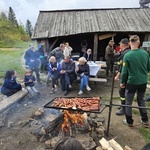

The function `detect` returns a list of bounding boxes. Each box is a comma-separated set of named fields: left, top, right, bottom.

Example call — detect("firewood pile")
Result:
left=97, top=137, right=133, bottom=150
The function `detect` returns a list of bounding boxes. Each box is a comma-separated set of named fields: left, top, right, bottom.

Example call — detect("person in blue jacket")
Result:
left=1, top=70, right=22, bottom=97
left=24, top=69, right=40, bottom=99
left=46, top=56, right=61, bottom=93
left=38, top=41, right=48, bottom=72
left=76, top=57, right=91, bottom=95
left=83, top=49, right=93, bottom=61
left=24, top=44, right=41, bottom=84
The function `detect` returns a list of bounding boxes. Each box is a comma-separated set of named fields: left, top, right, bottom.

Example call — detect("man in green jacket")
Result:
left=120, top=35, right=150, bottom=128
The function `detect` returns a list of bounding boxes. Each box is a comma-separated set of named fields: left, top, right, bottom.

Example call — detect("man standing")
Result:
left=105, top=40, right=115, bottom=77
left=60, top=56, right=76, bottom=95
left=120, top=35, right=149, bottom=127
left=38, top=41, right=47, bottom=72
left=115, top=38, right=130, bottom=115
left=24, top=44, right=41, bottom=84
left=49, top=43, right=65, bottom=63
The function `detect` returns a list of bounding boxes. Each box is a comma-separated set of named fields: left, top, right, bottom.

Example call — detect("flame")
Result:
left=61, top=110, right=84, bottom=131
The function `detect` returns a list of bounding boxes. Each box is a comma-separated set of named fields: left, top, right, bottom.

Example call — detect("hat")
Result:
left=119, top=38, right=129, bottom=44
left=29, top=43, right=34, bottom=48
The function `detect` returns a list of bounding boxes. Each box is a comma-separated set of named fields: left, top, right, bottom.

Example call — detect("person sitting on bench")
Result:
left=1, top=70, right=22, bottom=97
left=76, top=57, right=91, bottom=95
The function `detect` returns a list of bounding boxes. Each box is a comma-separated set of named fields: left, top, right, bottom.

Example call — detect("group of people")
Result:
left=112, top=35, right=149, bottom=128
left=1, top=41, right=93, bottom=97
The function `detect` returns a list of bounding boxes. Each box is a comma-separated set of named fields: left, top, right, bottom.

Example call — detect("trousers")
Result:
left=125, top=84, right=148, bottom=124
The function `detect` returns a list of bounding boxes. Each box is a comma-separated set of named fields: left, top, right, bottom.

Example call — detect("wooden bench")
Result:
left=77, top=77, right=107, bottom=82
left=0, top=89, right=28, bottom=114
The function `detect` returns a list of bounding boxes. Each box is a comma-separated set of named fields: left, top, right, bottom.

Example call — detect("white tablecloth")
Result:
left=87, top=61, right=101, bottom=76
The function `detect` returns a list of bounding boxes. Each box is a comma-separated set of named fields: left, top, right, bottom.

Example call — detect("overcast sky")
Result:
left=0, top=0, right=140, bottom=27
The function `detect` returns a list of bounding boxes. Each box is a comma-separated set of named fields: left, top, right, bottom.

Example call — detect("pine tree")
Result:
left=8, top=7, right=18, bottom=27
left=26, top=19, right=33, bottom=37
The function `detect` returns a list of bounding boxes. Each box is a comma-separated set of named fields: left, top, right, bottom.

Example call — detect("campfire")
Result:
left=61, top=110, right=84, bottom=131
left=30, top=97, right=106, bottom=149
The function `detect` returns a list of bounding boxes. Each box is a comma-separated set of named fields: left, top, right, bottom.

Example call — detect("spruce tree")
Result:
left=8, top=7, right=18, bottom=27
left=26, top=19, right=33, bottom=37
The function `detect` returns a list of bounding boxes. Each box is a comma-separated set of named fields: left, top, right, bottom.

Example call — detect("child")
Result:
left=24, top=69, right=40, bottom=98
left=76, top=57, right=91, bottom=95
left=46, top=56, right=61, bottom=94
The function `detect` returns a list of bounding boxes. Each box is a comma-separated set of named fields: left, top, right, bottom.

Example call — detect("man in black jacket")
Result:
left=60, top=56, right=76, bottom=95
left=114, top=38, right=130, bottom=115
left=105, top=40, right=115, bottom=77
left=49, top=43, right=65, bottom=63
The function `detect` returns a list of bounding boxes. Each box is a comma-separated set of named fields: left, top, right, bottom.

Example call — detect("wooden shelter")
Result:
left=32, top=8, right=150, bottom=61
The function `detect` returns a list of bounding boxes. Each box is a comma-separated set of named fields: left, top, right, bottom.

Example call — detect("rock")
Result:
left=0, top=120, right=5, bottom=127
left=39, top=135, right=47, bottom=142
left=45, top=140, right=51, bottom=148
left=97, top=122, right=103, bottom=127
left=36, top=145, right=45, bottom=150
left=96, top=128, right=105, bottom=136
left=90, top=113, right=97, bottom=118
left=7, top=121, right=14, bottom=128
left=18, top=119, right=30, bottom=127
left=51, top=137, right=60, bottom=148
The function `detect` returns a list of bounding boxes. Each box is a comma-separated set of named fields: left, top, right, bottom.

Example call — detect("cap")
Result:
left=29, top=43, right=34, bottom=48
left=119, top=38, right=129, bottom=44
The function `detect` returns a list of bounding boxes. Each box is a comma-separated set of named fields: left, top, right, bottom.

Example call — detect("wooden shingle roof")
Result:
left=32, top=8, right=150, bottom=39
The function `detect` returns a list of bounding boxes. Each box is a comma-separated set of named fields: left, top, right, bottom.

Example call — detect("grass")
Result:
left=0, top=41, right=31, bottom=79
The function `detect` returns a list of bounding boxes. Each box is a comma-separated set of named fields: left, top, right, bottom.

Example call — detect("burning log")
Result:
left=61, top=110, right=85, bottom=132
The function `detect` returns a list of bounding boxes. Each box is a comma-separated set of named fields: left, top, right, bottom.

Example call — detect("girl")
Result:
left=76, top=57, right=91, bottom=95
left=1, top=70, right=22, bottom=97
left=24, top=69, right=40, bottom=98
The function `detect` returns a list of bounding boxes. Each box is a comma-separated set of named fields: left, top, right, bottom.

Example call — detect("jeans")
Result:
left=61, top=73, right=76, bottom=91
left=125, top=84, right=148, bottom=124
left=26, top=86, right=39, bottom=97
left=51, top=73, right=60, bottom=88
left=80, top=75, right=89, bottom=91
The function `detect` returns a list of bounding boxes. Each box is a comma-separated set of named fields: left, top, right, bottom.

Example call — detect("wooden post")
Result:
left=93, top=33, right=98, bottom=61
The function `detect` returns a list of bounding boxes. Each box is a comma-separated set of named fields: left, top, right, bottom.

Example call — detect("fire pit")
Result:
left=30, top=97, right=105, bottom=149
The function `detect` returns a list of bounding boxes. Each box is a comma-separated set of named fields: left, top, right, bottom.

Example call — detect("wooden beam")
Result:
left=93, top=33, right=98, bottom=61
left=99, top=33, right=116, bottom=40
left=49, top=37, right=59, bottom=51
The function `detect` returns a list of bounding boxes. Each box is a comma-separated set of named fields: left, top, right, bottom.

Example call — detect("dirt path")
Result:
left=0, top=77, right=149, bottom=150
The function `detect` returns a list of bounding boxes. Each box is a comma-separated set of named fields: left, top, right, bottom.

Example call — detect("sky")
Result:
left=0, top=0, right=140, bottom=27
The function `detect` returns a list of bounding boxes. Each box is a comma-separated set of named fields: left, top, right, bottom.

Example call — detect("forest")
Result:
left=0, top=7, right=33, bottom=47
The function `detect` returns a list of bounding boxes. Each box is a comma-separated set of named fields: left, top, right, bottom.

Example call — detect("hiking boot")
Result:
left=116, top=107, right=125, bottom=116
left=86, top=85, right=91, bottom=91
left=78, top=90, right=83, bottom=95
left=122, top=119, right=133, bottom=127
left=141, top=121, right=149, bottom=128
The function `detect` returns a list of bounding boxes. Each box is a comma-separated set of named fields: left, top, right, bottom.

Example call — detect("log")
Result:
left=99, top=138, right=114, bottom=150
left=109, top=139, right=123, bottom=150
left=124, top=145, right=132, bottom=150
